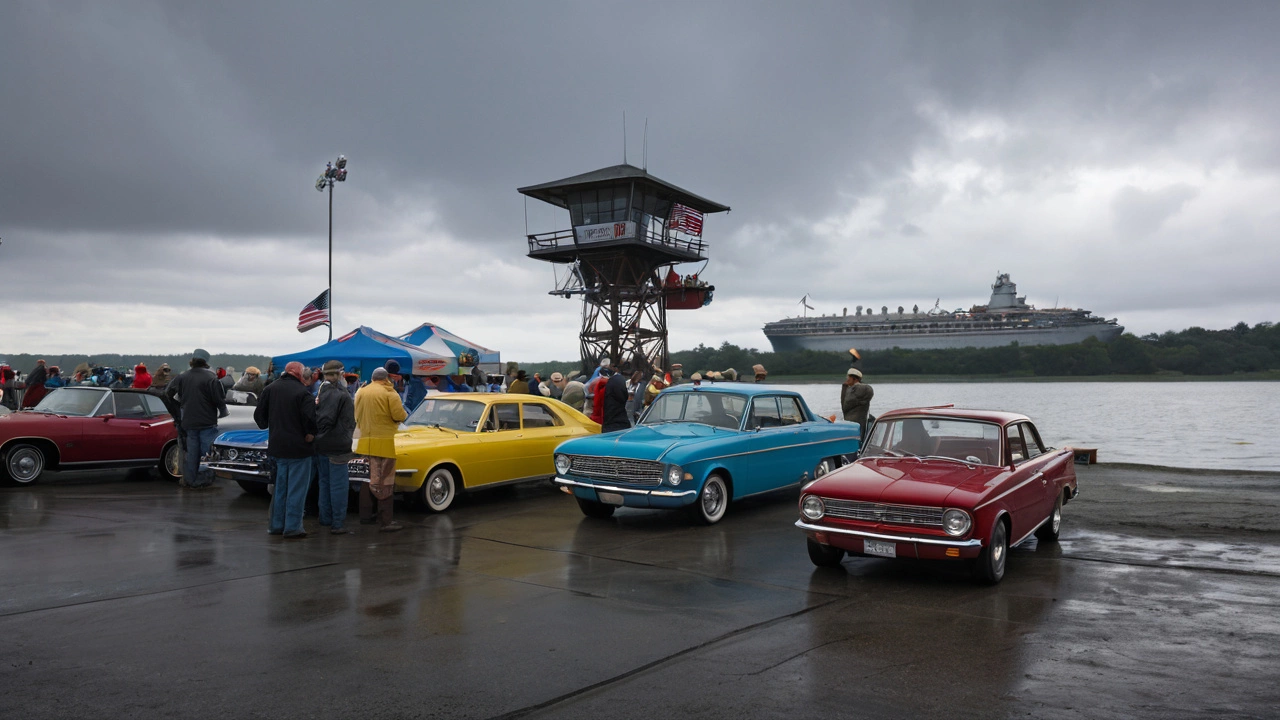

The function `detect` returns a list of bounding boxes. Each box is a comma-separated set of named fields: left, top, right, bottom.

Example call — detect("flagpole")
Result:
left=315, top=155, right=347, bottom=342
left=328, top=178, right=333, bottom=342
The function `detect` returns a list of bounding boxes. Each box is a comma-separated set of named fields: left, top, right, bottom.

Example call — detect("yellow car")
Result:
left=390, top=393, right=599, bottom=512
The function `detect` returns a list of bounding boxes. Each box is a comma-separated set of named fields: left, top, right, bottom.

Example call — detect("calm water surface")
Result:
left=776, top=381, right=1279, bottom=472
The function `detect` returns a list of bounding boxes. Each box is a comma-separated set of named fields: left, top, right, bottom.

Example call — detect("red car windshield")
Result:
left=864, top=417, right=1002, bottom=466
left=32, top=388, right=109, bottom=417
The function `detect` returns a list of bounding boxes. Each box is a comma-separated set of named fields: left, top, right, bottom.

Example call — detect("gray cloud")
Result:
left=3, top=1, right=1280, bottom=359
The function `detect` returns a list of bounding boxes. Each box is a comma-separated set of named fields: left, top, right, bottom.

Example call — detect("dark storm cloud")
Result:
left=3, top=0, right=1280, bottom=357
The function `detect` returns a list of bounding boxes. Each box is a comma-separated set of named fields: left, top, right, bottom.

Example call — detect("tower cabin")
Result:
left=519, top=163, right=729, bottom=375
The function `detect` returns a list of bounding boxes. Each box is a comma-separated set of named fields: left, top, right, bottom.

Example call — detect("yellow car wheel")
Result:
left=419, top=466, right=458, bottom=513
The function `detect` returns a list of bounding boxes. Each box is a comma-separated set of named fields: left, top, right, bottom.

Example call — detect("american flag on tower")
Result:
left=297, top=290, right=331, bottom=333
left=669, top=203, right=704, bottom=236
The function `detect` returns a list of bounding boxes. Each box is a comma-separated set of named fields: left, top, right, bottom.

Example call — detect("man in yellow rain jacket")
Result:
left=355, top=367, right=408, bottom=532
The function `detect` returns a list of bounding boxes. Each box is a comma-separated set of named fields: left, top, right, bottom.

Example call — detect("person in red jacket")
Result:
left=588, top=367, right=612, bottom=426
left=131, top=363, right=152, bottom=389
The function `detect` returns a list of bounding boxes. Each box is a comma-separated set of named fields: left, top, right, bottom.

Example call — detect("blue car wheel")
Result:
left=691, top=473, right=729, bottom=525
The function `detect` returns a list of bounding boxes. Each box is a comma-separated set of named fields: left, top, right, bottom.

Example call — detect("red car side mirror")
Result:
left=100, top=414, right=115, bottom=422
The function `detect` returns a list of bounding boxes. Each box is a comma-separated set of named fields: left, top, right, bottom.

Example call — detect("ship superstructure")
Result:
left=763, top=274, right=1123, bottom=353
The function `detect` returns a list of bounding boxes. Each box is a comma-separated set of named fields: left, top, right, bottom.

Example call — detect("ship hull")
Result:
left=764, top=323, right=1124, bottom=353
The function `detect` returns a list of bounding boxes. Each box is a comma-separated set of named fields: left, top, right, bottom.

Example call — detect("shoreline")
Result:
left=760, top=371, right=1280, bottom=384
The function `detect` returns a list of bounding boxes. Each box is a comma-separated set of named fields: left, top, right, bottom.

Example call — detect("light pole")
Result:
left=315, top=155, right=348, bottom=341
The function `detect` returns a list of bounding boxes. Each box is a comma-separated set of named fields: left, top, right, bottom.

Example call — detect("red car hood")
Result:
left=0, top=411, right=83, bottom=439
left=807, top=457, right=1008, bottom=508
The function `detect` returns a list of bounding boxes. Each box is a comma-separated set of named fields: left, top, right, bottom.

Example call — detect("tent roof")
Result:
left=271, top=326, right=454, bottom=377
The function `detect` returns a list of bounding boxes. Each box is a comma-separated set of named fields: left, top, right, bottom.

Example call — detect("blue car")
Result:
left=203, top=429, right=275, bottom=495
left=553, top=384, right=861, bottom=524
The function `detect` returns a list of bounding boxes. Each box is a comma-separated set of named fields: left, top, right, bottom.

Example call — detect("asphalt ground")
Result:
left=1, top=464, right=1278, bottom=719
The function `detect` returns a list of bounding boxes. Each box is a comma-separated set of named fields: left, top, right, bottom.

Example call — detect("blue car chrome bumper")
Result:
left=554, top=476, right=697, bottom=508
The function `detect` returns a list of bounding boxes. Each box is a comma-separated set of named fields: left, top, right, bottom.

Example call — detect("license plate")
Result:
left=597, top=491, right=624, bottom=506
left=863, top=539, right=897, bottom=558
left=348, top=458, right=370, bottom=479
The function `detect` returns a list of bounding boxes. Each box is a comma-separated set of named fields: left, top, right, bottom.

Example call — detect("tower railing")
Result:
left=527, top=225, right=706, bottom=256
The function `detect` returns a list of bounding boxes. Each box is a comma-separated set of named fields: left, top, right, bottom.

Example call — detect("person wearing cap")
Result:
left=355, top=367, right=408, bottom=532
left=315, top=360, right=357, bottom=535
left=255, top=361, right=318, bottom=537
left=233, top=366, right=265, bottom=396
left=166, top=348, right=229, bottom=490
left=841, top=367, right=874, bottom=440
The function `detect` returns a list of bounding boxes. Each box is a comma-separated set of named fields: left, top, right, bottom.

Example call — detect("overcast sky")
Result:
left=3, top=1, right=1279, bottom=361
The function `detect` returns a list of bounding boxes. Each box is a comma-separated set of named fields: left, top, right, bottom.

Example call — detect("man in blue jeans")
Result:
left=164, top=348, right=229, bottom=490
left=314, top=360, right=356, bottom=534
left=254, top=361, right=318, bottom=539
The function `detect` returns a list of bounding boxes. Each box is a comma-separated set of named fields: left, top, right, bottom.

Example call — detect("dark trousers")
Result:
left=359, top=483, right=394, bottom=526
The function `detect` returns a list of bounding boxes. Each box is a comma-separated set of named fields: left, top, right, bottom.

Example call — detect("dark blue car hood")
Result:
left=214, top=429, right=268, bottom=447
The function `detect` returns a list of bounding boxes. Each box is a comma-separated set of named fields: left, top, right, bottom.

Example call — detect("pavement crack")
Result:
left=1061, top=553, right=1280, bottom=578
left=485, top=597, right=841, bottom=720
left=741, top=636, right=853, bottom=676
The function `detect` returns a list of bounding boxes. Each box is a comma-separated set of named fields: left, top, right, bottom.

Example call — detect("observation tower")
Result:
left=519, top=164, right=729, bottom=375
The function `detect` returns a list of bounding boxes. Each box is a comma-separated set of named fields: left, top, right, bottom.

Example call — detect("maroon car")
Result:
left=0, top=386, right=180, bottom=485
left=797, top=406, right=1078, bottom=583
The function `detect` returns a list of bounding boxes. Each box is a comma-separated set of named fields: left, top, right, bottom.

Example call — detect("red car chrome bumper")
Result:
left=796, top=519, right=984, bottom=560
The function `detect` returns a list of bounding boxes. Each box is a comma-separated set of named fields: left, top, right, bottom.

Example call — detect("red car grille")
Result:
left=822, top=498, right=944, bottom=527
left=569, top=456, right=663, bottom=486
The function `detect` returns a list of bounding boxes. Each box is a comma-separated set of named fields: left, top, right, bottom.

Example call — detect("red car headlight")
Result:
left=942, top=509, right=971, bottom=536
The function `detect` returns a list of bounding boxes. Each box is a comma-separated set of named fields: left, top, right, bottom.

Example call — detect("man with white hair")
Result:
left=254, top=361, right=317, bottom=538
left=354, top=367, right=407, bottom=532
left=841, top=367, right=874, bottom=441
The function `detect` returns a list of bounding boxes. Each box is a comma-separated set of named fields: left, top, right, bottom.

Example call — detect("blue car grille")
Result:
left=569, top=456, right=663, bottom=486
left=821, top=499, right=944, bottom=527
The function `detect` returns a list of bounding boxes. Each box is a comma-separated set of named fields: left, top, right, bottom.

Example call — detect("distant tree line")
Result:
left=520, top=321, right=1280, bottom=378
left=0, top=353, right=271, bottom=375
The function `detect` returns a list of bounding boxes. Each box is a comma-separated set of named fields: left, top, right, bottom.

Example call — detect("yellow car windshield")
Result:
left=404, top=398, right=486, bottom=432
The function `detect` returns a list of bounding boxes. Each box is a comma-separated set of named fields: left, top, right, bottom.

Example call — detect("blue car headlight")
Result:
left=666, top=465, right=683, bottom=486
left=555, top=454, right=572, bottom=475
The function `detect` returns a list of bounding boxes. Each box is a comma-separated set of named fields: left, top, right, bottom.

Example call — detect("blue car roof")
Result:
left=662, top=384, right=795, bottom=397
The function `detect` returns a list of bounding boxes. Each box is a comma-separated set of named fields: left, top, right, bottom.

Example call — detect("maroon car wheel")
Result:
left=807, top=538, right=845, bottom=568
left=973, top=519, right=1008, bottom=584
left=5, top=444, right=46, bottom=485
left=1035, top=494, right=1063, bottom=543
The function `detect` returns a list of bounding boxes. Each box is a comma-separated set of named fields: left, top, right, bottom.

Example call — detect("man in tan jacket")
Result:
left=354, top=367, right=408, bottom=532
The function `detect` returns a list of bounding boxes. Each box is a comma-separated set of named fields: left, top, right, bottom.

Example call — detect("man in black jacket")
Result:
left=601, top=364, right=632, bottom=433
left=314, top=360, right=356, bottom=535
left=165, top=348, right=228, bottom=490
left=254, top=361, right=317, bottom=539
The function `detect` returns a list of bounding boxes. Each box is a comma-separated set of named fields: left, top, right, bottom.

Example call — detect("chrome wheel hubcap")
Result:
left=1052, top=506, right=1061, bottom=533
left=10, top=451, right=39, bottom=481
left=429, top=475, right=450, bottom=505
left=702, top=482, right=723, bottom=516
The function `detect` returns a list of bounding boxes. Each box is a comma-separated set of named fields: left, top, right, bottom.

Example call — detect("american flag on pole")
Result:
left=297, top=290, right=331, bottom=333
left=670, top=203, right=704, bottom=236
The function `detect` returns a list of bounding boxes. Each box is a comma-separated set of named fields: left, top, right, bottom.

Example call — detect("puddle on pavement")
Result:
left=1061, top=530, right=1280, bottom=575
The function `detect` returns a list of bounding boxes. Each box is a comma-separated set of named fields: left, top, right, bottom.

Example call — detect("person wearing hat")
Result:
left=315, top=360, right=357, bottom=534
left=841, top=367, right=874, bottom=440
left=644, top=373, right=667, bottom=408
left=165, top=348, right=229, bottom=490
left=354, top=367, right=408, bottom=532
left=690, top=372, right=703, bottom=387
left=255, top=361, right=318, bottom=537
left=233, top=366, right=265, bottom=396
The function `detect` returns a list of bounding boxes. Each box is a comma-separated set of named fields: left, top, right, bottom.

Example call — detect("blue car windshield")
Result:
left=404, top=398, right=486, bottom=432
left=642, top=392, right=747, bottom=430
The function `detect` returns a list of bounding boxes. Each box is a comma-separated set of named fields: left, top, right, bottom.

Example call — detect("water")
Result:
left=774, top=381, right=1280, bottom=472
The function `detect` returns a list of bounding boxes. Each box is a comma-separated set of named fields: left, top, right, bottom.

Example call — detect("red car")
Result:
left=0, top=386, right=180, bottom=485
left=797, top=406, right=1077, bottom=583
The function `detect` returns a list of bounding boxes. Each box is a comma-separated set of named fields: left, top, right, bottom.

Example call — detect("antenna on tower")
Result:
left=643, top=118, right=648, bottom=170
left=623, top=111, right=627, bottom=165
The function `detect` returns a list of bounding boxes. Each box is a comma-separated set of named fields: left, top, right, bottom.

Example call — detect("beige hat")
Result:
left=847, top=368, right=863, bottom=378
left=691, top=372, right=702, bottom=381
left=550, top=372, right=564, bottom=383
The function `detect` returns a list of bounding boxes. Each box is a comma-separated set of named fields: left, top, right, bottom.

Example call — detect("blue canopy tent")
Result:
left=271, top=326, right=454, bottom=381
left=398, top=323, right=501, bottom=374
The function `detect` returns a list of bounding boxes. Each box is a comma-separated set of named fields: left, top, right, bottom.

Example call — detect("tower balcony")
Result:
left=527, top=224, right=707, bottom=265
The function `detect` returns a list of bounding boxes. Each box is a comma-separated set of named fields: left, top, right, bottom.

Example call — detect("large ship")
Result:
left=763, top=273, right=1124, bottom=353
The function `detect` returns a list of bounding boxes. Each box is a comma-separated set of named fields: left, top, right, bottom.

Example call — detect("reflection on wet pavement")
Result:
left=0, top=465, right=1277, bottom=719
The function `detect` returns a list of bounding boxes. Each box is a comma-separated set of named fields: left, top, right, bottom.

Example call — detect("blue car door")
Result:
left=745, top=396, right=804, bottom=495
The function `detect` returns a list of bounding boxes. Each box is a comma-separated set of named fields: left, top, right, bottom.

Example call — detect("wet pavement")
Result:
left=2, top=465, right=1278, bottom=719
